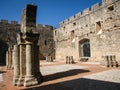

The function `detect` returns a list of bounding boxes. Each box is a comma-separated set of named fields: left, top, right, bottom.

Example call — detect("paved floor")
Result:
left=0, top=74, right=2, bottom=82
left=41, top=64, right=87, bottom=75
left=0, top=67, right=3, bottom=82
left=0, top=60, right=120, bottom=90
left=83, top=69, right=120, bottom=83
left=61, top=69, right=120, bottom=90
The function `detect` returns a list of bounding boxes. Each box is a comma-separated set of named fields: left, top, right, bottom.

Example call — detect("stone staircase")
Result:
left=46, top=48, right=55, bottom=62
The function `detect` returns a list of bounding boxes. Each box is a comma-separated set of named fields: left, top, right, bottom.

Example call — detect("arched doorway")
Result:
left=0, top=40, right=8, bottom=65
left=79, top=39, right=90, bottom=58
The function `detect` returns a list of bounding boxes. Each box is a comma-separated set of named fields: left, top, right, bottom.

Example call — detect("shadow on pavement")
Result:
left=43, top=69, right=90, bottom=82
left=22, top=78, right=120, bottom=90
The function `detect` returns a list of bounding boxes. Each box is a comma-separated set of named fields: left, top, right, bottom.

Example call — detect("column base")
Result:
left=11, top=65, right=14, bottom=70
left=7, top=66, right=14, bottom=70
left=13, top=76, right=19, bottom=86
left=7, top=66, right=10, bottom=70
left=17, top=76, right=24, bottom=86
left=24, top=76, right=38, bottom=87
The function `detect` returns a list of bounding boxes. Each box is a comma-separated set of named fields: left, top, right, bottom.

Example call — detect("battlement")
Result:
left=11, top=21, right=18, bottom=25
left=36, top=24, right=43, bottom=27
left=60, top=15, right=76, bottom=26
left=83, top=8, right=91, bottom=15
left=70, top=16, right=76, bottom=22
left=0, top=19, right=8, bottom=24
left=45, top=25, right=53, bottom=29
left=102, top=0, right=117, bottom=5
left=36, top=24, right=53, bottom=29
left=60, top=0, right=118, bottom=26
left=75, top=12, right=82, bottom=19
left=92, top=3, right=101, bottom=11
left=0, top=19, right=19, bottom=24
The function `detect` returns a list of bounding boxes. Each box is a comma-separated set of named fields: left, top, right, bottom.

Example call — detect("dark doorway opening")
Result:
left=0, top=40, right=8, bottom=65
left=79, top=39, right=90, bottom=57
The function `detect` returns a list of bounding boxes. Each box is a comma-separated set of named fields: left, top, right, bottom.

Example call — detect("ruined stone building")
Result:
left=0, top=21, right=54, bottom=64
left=0, top=20, right=20, bottom=45
left=1, top=0, right=120, bottom=87
left=12, top=4, right=42, bottom=87
left=0, top=20, right=20, bottom=64
left=54, top=0, right=120, bottom=65
left=4, top=3, right=55, bottom=87
left=1, top=0, right=120, bottom=67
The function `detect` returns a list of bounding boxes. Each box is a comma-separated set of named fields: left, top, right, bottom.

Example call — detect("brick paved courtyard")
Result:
left=0, top=60, right=120, bottom=90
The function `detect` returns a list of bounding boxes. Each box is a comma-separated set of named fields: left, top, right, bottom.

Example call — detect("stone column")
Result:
left=8, top=48, right=10, bottom=69
left=66, top=56, right=68, bottom=64
left=13, top=45, right=20, bottom=85
left=6, top=51, right=9, bottom=69
left=110, top=55, right=113, bottom=67
left=68, top=56, right=71, bottom=64
left=26, top=42, right=32, bottom=76
left=24, top=42, right=37, bottom=87
left=8, top=47, right=12, bottom=69
left=71, top=56, right=74, bottom=64
left=11, top=47, right=14, bottom=70
left=106, top=56, right=109, bottom=67
left=46, top=56, right=48, bottom=62
left=17, top=44, right=24, bottom=86
left=34, top=45, right=42, bottom=82
left=108, top=56, right=111, bottom=67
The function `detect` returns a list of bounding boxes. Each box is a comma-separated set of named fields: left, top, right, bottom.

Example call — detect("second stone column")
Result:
left=24, top=42, right=38, bottom=87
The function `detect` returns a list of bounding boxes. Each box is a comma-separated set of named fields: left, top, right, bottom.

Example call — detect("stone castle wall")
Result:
left=0, top=19, right=20, bottom=46
left=0, top=19, right=54, bottom=63
left=37, top=24, right=55, bottom=60
left=54, top=0, right=120, bottom=64
left=0, top=0, right=120, bottom=65
left=0, top=20, right=20, bottom=64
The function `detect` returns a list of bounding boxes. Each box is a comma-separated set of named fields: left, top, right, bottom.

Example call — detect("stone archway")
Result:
left=79, top=39, right=90, bottom=58
left=0, top=40, right=8, bottom=65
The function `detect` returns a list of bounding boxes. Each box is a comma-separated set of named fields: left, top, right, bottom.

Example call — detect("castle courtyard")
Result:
left=0, top=0, right=120, bottom=89
left=0, top=60, right=120, bottom=90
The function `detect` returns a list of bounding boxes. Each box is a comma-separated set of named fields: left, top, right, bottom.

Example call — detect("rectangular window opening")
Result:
left=108, top=5, right=114, bottom=11
left=44, top=40, right=47, bottom=45
left=73, top=22, right=76, bottom=26
left=96, top=21, right=101, bottom=34
left=55, top=31, right=57, bottom=35
left=71, top=30, right=75, bottom=41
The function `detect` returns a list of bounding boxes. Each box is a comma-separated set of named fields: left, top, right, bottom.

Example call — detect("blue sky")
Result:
left=0, top=0, right=102, bottom=27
